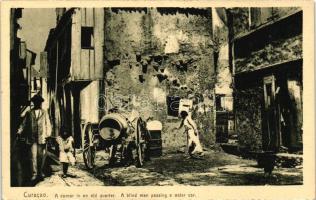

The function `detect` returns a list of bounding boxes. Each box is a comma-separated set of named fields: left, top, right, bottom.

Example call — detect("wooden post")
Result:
left=70, top=85, right=75, bottom=139
left=72, top=88, right=81, bottom=148
left=71, top=8, right=81, bottom=80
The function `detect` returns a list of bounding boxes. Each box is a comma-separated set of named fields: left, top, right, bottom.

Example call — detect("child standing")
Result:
left=56, top=129, right=76, bottom=178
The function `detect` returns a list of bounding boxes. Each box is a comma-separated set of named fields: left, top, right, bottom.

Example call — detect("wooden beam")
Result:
left=71, top=8, right=81, bottom=80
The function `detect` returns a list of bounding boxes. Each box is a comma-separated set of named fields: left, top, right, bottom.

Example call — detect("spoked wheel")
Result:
left=135, top=118, right=145, bottom=167
left=108, top=144, right=117, bottom=167
left=82, top=123, right=96, bottom=169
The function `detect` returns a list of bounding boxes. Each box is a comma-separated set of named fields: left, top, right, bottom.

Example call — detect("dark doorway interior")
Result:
left=263, top=75, right=279, bottom=152
left=262, top=69, right=302, bottom=153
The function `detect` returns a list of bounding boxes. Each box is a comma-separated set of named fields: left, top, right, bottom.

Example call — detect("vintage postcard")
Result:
left=1, top=0, right=315, bottom=199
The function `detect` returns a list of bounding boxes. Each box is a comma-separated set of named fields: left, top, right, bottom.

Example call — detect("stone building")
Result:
left=228, top=8, right=303, bottom=153
left=45, top=8, right=217, bottom=150
left=212, top=8, right=234, bottom=143
left=10, top=7, right=24, bottom=187
left=10, top=8, right=38, bottom=186
left=103, top=8, right=215, bottom=150
left=10, top=9, right=27, bottom=138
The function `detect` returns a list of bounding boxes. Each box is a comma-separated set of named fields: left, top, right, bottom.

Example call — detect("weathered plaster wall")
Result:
left=104, top=8, right=215, bottom=150
left=212, top=8, right=232, bottom=96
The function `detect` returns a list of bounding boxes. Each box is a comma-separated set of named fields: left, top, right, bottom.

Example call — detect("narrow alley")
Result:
left=9, top=7, right=304, bottom=188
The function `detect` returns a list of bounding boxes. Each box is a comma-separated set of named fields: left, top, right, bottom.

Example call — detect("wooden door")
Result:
left=263, top=75, right=280, bottom=151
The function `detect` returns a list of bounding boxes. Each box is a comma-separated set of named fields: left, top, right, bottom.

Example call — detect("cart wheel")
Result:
left=82, top=123, right=96, bottom=169
left=108, top=145, right=117, bottom=167
left=135, top=118, right=145, bottom=167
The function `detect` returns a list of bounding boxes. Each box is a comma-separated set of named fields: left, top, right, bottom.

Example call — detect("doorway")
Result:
left=262, top=75, right=280, bottom=151
left=276, top=71, right=303, bottom=152
left=262, top=72, right=302, bottom=152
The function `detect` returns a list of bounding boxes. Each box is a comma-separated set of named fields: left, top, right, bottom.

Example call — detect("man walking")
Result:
left=17, top=94, right=52, bottom=182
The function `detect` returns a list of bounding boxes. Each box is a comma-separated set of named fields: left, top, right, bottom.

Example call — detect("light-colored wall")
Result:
left=80, top=81, right=100, bottom=124
left=212, top=8, right=233, bottom=96
left=103, top=8, right=216, bottom=150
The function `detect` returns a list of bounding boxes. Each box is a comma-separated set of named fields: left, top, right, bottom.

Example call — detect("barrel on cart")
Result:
left=81, top=112, right=151, bottom=169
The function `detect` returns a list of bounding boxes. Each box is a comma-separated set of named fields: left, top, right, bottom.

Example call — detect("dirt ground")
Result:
left=36, top=149, right=302, bottom=187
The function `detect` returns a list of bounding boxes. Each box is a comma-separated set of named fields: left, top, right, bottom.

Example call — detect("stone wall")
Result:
left=229, top=7, right=301, bottom=38
left=234, top=85, right=263, bottom=151
left=235, top=35, right=302, bottom=74
left=213, top=8, right=232, bottom=96
left=230, top=8, right=302, bottom=74
left=103, top=8, right=216, bottom=151
left=229, top=8, right=249, bottom=37
left=231, top=8, right=302, bottom=152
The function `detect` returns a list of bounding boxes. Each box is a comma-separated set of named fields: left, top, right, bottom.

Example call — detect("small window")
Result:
left=167, top=96, right=180, bottom=117
left=81, top=27, right=94, bottom=49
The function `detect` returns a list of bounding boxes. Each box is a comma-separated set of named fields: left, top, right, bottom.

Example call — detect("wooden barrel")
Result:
left=147, top=120, right=163, bottom=157
left=99, top=113, right=128, bottom=140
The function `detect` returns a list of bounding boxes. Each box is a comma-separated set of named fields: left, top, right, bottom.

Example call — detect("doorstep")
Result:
left=275, top=153, right=303, bottom=168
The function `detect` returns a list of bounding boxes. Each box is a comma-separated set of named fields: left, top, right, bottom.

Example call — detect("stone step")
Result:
left=220, top=143, right=303, bottom=168
left=275, top=153, right=303, bottom=168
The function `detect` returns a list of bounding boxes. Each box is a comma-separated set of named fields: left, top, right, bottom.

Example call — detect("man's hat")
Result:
left=30, top=94, right=44, bottom=103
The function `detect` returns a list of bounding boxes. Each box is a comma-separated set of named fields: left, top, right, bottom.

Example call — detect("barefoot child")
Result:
left=56, top=129, right=75, bottom=178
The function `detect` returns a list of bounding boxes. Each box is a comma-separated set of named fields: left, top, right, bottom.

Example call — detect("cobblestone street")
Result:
left=36, top=150, right=303, bottom=187
left=5, top=6, right=314, bottom=200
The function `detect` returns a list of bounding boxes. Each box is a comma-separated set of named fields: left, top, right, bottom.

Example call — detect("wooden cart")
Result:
left=81, top=112, right=151, bottom=169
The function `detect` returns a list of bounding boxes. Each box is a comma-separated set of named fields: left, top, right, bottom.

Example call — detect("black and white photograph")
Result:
left=2, top=2, right=314, bottom=198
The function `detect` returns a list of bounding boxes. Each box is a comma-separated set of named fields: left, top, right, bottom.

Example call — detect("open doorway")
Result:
left=262, top=71, right=303, bottom=153
left=276, top=72, right=303, bottom=152
left=262, top=75, right=279, bottom=152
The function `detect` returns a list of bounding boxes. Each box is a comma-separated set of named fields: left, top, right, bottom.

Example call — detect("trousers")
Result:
left=31, top=143, right=45, bottom=178
left=187, top=129, right=203, bottom=154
